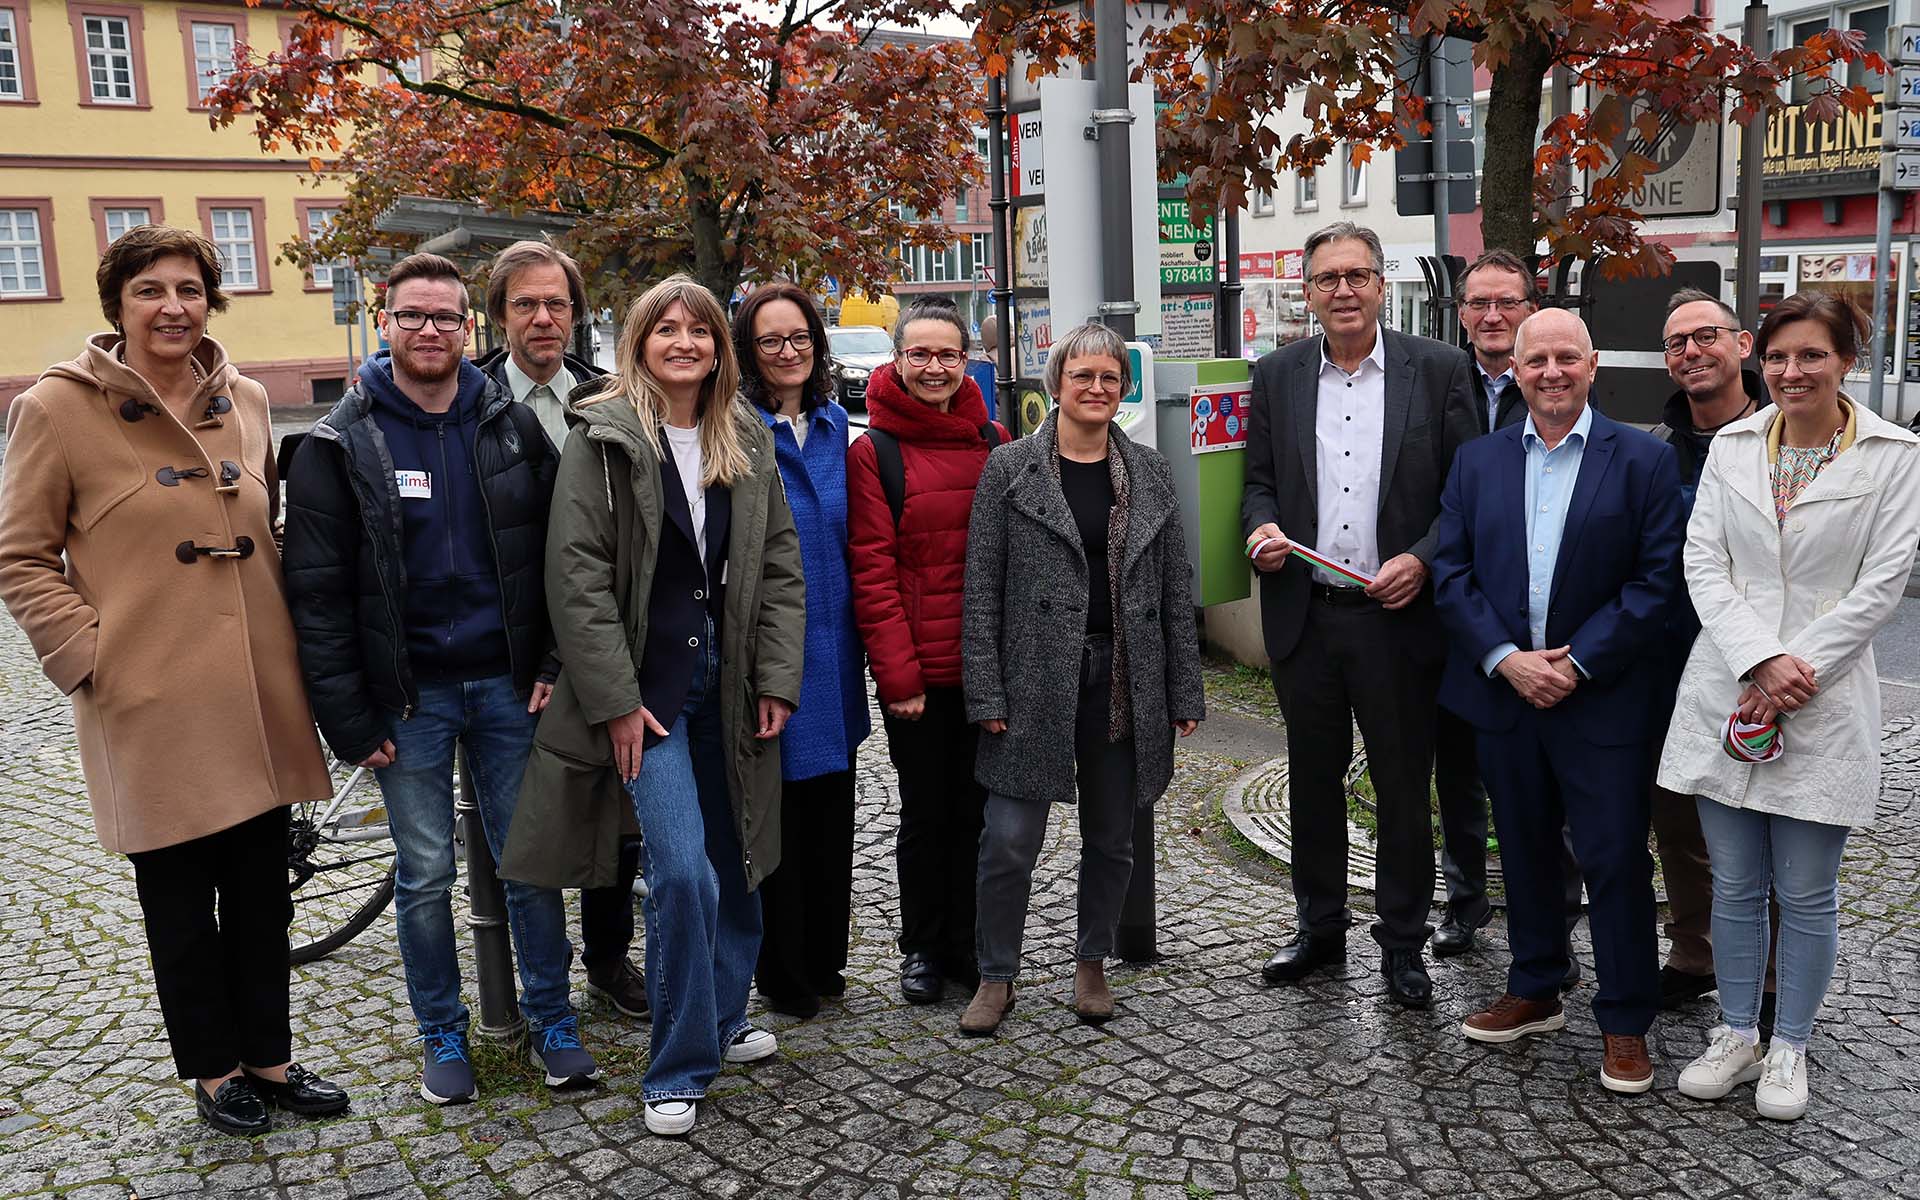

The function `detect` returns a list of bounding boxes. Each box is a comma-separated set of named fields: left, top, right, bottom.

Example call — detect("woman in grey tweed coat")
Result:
left=959, top=323, right=1206, bottom=1034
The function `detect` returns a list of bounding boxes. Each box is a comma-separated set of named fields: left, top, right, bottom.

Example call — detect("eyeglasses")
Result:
left=1662, top=325, right=1740, bottom=356
left=753, top=331, right=814, bottom=354
left=1760, top=349, right=1834, bottom=372
left=1065, top=369, right=1125, bottom=391
left=508, top=296, right=574, bottom=319
left=1309, top=268, right=1380, bottom=292
left=1462, top=297, right=1531, bottom=314
left=902, top=347, right=966, bottom=368
left=389, top=309, right=467, bottom=332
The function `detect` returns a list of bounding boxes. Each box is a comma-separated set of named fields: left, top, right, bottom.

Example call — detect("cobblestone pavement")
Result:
left=2, top=610, right=1918, bottom=1200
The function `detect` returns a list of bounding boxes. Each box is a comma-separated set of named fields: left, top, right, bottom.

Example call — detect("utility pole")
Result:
left=987, top=73, right=1015, bottom=415
left=1092, top=0, right=1138, bottom=341
left=1734, top=0, right=1767, bottom=333
left=1429, top=35, right=1451, bottom=266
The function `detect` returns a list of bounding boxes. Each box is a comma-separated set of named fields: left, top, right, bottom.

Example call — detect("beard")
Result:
left=393, top=342, right=460, bottom=384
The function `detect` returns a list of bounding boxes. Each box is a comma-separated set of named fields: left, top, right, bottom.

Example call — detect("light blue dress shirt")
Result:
left=1476, top=360, right=1513, bottom=432
left=1480, top=404, right=1593, bottom=678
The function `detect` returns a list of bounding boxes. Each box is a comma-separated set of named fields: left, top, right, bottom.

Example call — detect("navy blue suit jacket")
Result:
left=1432, top=407, right=1684, bottom=745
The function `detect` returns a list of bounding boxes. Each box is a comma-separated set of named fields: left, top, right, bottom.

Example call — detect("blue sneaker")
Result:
left=420, top=1029, right=478, bottom=1105
left=531, top=1015, right=597, bottom=1088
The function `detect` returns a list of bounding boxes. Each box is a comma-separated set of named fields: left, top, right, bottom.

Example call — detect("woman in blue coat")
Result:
left=734, top=282, right=872, bottom=1018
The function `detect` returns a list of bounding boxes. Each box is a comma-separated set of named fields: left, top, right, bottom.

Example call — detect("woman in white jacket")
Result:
left=1658, top=292, right=1920, bottom=1121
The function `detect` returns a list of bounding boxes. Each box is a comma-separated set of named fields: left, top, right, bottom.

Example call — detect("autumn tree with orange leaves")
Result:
left=211, top=0, right=985, bottom=302
left=974, top=0, right=1883, bottom=276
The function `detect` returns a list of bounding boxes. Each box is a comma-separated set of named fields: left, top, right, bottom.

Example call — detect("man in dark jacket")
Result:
left=285, top=253, right=595, bottom=1105
left=1651, top=287, right=1772, bottom=1016
left=473, top=241, right=647, bottom=1023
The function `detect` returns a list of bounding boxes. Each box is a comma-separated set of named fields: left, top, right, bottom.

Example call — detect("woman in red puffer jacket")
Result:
left=847, top=298, right=1009, bottom=1007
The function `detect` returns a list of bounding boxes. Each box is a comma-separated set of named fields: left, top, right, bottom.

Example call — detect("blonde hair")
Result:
left=590, top=274, right=750, bottom=487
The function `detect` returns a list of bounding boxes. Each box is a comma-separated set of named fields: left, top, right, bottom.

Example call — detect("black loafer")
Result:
left=900, top=953, right=944, bottom=1004
left=246, top=1064, right=350, bottom=1117
left=761, top=990, right=822, bottom=1019
left=1431, top=916, right=1478, bottom=958
left=1381, top=948, right=1433, bottom=1008
left=1561, top=956, right=1583, bottom=992
left=196, top=1077, right=270, bottom=1137
left=1260, top=932, right=1346, bottom=984
left=1658, top=965, right=1718, bottom=1009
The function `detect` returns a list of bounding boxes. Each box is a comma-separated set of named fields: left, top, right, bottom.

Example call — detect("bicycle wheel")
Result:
left=289, top=750, right=397, bottom=965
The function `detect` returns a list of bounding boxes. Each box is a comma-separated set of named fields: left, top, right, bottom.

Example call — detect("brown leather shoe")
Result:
left=1601, top=1034, right=1654, bottom=1094
left=1461, top=993, right=1566, bottom=1043
left=958, top=981, right=1015, bottom=1036
left=1073, top=960, right=1114, bottom=1023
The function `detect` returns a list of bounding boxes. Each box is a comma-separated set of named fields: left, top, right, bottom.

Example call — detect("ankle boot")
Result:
left=1073, top=959, right=1114, bottom=1023
left=958, top=981, right=1015, bottom=1036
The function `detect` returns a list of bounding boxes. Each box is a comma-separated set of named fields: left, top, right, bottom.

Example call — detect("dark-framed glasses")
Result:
left=1308, top=268, right=1380, bottom=292
left=903, top=347, right=966, bottom=368
left=1661, top=325, right=1740, bottom=356
left=508, top=296, right=574, bottom=319
left=753, top=331, right=814, bottom=354
left=389, top=309, right=467, bottom=332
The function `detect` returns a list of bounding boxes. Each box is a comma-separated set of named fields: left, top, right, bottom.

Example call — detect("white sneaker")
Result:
left=1755, top=1042, right=1809, bottom=1120
left=1677, top=1026, right=1764, bottom=1100
left=723, top=1026, right=778, bottom=1064
left=644, top=1099, right=697, bottom=1136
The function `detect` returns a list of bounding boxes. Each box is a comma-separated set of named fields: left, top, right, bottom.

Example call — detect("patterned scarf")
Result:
left=1044, top=416, right=1133, bottom=741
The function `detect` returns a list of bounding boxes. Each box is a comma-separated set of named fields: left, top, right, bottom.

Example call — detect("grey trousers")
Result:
left=975, top=678, right=1138, bottom=982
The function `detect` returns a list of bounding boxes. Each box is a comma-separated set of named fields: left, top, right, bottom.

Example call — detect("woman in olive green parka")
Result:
left=501, top=276, right=804, bottom=1136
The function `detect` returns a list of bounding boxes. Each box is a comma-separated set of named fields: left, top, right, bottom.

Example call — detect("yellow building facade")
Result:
left=0, top=0, right=352, bottom=409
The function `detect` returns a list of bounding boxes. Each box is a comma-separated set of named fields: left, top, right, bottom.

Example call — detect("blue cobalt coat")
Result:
left=760, top=400, right=870, bottom=780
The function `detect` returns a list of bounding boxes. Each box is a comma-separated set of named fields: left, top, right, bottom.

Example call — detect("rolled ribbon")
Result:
left=1245, top=537, right=1378, bottom=587
left=1721, top=712, right=1783, bottom=764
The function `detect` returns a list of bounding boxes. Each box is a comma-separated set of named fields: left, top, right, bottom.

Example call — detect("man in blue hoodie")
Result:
left=284, top=253, right=596, bottom=1103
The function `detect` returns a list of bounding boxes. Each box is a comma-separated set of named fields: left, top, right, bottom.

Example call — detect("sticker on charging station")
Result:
left=1190, top=383, right=1251, bottom=454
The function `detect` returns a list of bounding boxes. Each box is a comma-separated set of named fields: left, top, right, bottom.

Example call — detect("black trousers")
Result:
left=578, top=837, right=643, bottom=974
left=1271, top=596, right=1437, bottom=951
left=885, top=686, right=987, bottom=968
left=1436, top=708, right=1586, bottom=936
left=127, top=807, right=295, bottom=1080
left=755, top=770, right=857, bottom=1000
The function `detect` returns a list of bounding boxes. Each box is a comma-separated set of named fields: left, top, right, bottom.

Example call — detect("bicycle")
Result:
left=288, top=743, right=397, bottom=965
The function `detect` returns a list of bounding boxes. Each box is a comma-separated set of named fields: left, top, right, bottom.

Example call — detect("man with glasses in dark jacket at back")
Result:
left=473, top=240, right=648, bottom=1024
left=284, top=253, right=596, bottom=1106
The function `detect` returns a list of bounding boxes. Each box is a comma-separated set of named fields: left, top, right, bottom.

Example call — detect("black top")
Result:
left=1059, top=455, right=1114, bottom=638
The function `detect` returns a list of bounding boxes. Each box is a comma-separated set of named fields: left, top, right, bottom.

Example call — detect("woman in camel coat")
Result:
left=0, top=225, right=345, bottom=1136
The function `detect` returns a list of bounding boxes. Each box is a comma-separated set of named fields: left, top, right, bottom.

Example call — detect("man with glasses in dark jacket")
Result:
left=284, top=253, right=596, bottom=1105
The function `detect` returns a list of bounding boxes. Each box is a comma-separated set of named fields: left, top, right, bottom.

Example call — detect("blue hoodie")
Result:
left=358, top=353, right=511, bottom=683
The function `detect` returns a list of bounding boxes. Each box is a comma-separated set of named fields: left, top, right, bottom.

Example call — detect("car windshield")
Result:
left=830, top=328, right=895, bottom=356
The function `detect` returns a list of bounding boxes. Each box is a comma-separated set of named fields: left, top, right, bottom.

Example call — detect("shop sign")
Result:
left=1240, top=251, right=1276, bottom=280
left=1158, top=199, right=1216, bottom=286
left=1758, top=102, right=1882, bottom=197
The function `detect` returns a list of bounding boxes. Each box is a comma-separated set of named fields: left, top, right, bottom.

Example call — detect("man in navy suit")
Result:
left=1431, top=308, right=1684, bottom=1094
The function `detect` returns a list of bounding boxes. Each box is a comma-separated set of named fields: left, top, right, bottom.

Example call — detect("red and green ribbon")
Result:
left=1248, top=537, right=1376, bottom=588
left=1722, top=713, right=1783, bottom=764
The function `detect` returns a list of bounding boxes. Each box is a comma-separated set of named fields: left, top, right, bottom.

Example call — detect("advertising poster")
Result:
left=1190, top=382, right=1252, bottom=454
left=1146, top=293, right=1215, bottom=359
left=1158, top=199, right=1215, bottom=286
left=1014, top=207, right=1047, bottom=288
left=1014, top=297, right=1053, bottom=379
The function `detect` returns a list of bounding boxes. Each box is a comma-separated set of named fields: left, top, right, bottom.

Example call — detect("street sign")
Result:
left=1895, top=110, right=1920, bottom=149
left=1893, top=153, right=1920, bottom=189
left=1896, top=24, right=1920, bottom=62
left=331, top=270, right=357, bottom=326
left=1898, top=68, right=1920, bottom=104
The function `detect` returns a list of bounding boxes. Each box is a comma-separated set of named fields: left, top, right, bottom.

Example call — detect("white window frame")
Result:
left=969, top=232, right=988, bottom=280
left=1341, top=147, right=1367, bottom=207
left=189, top=20, right=235, bottom=104
left=0, top=10, right=22, bottom=101
left=208, top=206, right=258, bottom=290
left=0, top=207, right=48, bottom=297
left=103, top=206, right=150, bottom=245
left=83, top=14, right=136, bottom=104
left=306, top=205, right=343, bottom=287
left=1295, top=169, right=1318, bottom=212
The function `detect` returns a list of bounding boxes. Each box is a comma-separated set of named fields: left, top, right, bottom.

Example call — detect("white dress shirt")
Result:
left=503, top=354, right=576, bottom=449
left=1313, top=330, right=1388, bottom=587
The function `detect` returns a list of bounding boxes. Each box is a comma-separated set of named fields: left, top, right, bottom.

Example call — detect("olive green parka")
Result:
left=500, top=385, right=805, bottom=891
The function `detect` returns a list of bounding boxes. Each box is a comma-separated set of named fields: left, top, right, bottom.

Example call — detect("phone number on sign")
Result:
left=1162, top=266, right=1215, bottom=285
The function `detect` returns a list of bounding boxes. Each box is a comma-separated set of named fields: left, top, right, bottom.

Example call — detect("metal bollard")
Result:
left=455, top=747, right=525, bottom=1041
left=1115, top=805, right=1158, bottom=963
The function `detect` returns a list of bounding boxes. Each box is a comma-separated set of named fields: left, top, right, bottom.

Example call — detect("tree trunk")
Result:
left=683, top=169, right=740, bottom=301
left=1479, top=34, right=1556, bottom=259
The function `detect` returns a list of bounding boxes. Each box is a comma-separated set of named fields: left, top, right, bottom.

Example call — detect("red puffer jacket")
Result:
left=847, top=362, right=1008, bottom=704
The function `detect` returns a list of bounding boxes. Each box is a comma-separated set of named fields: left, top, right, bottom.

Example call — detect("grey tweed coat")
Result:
left=962, top=412, right=1206, bottom=806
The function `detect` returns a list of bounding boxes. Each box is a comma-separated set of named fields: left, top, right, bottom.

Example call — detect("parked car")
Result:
left=826, top=325, right=895, bottom=411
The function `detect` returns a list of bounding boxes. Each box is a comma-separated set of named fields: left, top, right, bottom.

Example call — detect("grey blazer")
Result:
left=1240, top=326, right=1479, bottom=664
left=962, top=412, right=1206, bottom=807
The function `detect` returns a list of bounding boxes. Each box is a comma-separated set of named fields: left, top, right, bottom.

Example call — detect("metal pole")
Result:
left=1735, top=0, right=1767, bottom=332
left=1429, top=35, right=1451, bottom=265
left=456, top=747, right=525, bottom=1040
left=1221, top=199, right=1243, bottom=357
left=1093, top=0, right=1137, bottom=341
left=987, top=73, right=1015, bottom=416
left=357, top=261, right=374, bottom=375
left=1869, top=187, right=1896, bottom=418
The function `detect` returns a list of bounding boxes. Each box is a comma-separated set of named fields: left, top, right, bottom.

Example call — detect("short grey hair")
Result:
left=1303, top=221, right=1386, bottom=278
left=1045, top=322, right=1131, bottom=398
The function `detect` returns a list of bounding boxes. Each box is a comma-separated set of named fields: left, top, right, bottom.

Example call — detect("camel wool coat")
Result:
left=1657, top=399, right=1920, bottom=827
left=0, top=335, right=331, bottom=854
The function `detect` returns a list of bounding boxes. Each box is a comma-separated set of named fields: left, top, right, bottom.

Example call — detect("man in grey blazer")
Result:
left=1243, top=221, right=1478, bottom=1007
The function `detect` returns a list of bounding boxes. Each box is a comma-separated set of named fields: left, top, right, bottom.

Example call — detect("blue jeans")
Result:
left=1696, top=798, right=1849, bottom=1048
left=626, top=627, right=763, bottom=1101
left=375, top=673, right=575, bottom=1035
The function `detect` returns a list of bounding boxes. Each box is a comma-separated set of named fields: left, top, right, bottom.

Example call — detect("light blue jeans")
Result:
left=1695, top=798, right=1850, bottom=1049
left=625, top=628, right=763, bottom=1101
left=376, top=674, right=575, bottom=1036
